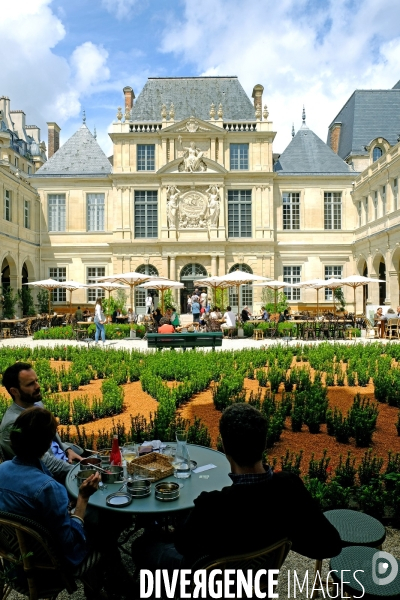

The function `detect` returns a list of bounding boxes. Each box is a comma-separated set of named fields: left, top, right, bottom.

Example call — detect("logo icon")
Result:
left=372, top=551, right=398, bottom=585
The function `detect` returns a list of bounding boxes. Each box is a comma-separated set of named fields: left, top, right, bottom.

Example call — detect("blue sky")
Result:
left=1, top=0, right=400, bottom=155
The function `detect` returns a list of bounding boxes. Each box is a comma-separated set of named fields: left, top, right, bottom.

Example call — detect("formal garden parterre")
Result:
left=1, top=342, right=400, bottom=522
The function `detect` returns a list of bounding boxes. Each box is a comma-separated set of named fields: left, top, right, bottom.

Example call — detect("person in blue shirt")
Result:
left=191, top=299, right=201, bottom=322
left=261, top=306, right=270, bottom=321
left=0, top=407, right=100, bottom=568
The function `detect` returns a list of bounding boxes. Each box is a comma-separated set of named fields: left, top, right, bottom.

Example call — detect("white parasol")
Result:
left=24, top=278, right=63, bottom=315
left=138, top=279, right=184, bottom=313
left=253, top=280, right=297, bottom=314
left=215, top=270, right=270, bottom=316
left=340, top=275, right=386, bottom=315
left=96, top=272, right=166, bottom=313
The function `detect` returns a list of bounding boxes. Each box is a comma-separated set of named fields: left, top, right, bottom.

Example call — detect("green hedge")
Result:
left=33, top=323, right=146, bottom=340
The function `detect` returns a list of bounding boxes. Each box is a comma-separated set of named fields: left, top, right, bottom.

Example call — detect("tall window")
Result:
left=374, top=191, right=378, bottom=220
left=49, top=267, right=66, bottom=302
left=382, top=185, right=386, bottom=214
left=4, top=190, right=11, bottom=221
left=358, top=201, right=362, bottom=227
left=228, top=264, right=253, bottom=308
left=87, top=267, right=105, bottom=302
left=282, top=192, right=300, bottom=229
left=283, top=266, right=301, bottom=301
left=324, top=266, right=342, bottom=300
left=134, top=191, right=158, bottom=238
left=137, top=145, right=155, bottom=171
left=230, top=144, right=249, bottom=170
left=373, top=147, right=383, bottom=162
left=87, top=193, right=105, bottom=231
left=135, top=264, right=159, bottom=309
left=48, top=194, right=66, bottom=231
left=228, top=190, right=252, bottom=237
left=394, top=178, right=398, bottom=211
left=24, top=200, right=30, bottom=229
left=324, top=192, right=342, bottom=230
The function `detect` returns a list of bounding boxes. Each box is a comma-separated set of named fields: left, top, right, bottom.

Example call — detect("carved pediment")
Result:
left=162, top=116, right=224, bottom=135
left=157, top=156, right=228, bottom=175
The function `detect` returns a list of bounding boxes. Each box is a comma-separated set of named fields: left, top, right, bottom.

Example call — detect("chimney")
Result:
left=252, top=84, right=264, bottom=113
left=47, top=122, right=61, bottom=158
left=123, top=86, right=135, bottom=113
left=329, top=122, right=342, bottom=154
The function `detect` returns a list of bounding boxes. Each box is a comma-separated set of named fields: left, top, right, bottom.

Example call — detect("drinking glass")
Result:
left=174, top=430, right=191, bottom=479
left=122, top=444, right=138, bottom=463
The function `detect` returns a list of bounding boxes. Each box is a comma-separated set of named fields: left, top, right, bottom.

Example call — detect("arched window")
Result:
left=135, top=264, right=159, bottom=310
left=228, top=263, right=253, bottom=308
left=180, top=263, right=207, bottom=279
left=373, top=147, right=383, bottom=162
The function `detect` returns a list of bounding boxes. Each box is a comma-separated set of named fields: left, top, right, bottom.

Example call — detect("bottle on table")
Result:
left=110, top=434, right=122, bottom=466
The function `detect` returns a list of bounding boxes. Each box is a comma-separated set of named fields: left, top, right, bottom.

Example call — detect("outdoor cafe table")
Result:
left=65, top=444, right=231, bottom=515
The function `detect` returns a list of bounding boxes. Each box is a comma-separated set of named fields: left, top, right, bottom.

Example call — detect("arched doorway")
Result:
left=1, top=258, right=10, bottom=290
left=180, top=263, right=207, bottom=313
left=228, top=263, right=253, bottom=312
left=135, top=264, right=159, bottom=314
left=22, top=263, right=29, bottom=286
left=379, top=260, right=386, bottom=305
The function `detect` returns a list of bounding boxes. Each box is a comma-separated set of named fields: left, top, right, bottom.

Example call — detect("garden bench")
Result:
left=146, top=332, right=223, bottom=351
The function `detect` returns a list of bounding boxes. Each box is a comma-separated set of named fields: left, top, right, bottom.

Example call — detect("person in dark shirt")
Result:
left=75, top=306, right=83, bottom=321
left=241, top=306, right=251, bottom=322
left=152, top=308, right=162, bottom=325
left=133, top=404, right=342, bottom=573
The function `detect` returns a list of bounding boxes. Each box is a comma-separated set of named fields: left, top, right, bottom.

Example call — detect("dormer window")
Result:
left=372, top=146, right=383, bottom=162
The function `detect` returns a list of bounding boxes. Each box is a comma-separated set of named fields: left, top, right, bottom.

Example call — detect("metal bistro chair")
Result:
left=186, top=538, right=291, bottom=600
left=385, top=318, right=400, bottom=340
left=0, top=510, right=102, bottom=600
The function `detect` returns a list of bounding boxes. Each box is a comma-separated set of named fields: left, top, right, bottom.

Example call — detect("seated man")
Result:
left=0, top=363, right=82, bottom=481
left=261, top=306, right=270, bottom=321
left=241, top=305, right=252, bottom=322
left=75, top=306, right=83, bottom=321
left=134, top=403, right=341, bottom=572
left=220, top=305, right=237, bottom=329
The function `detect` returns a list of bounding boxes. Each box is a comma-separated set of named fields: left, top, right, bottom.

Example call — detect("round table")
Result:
left=330, top=546, right=400, bottom=598
left=66, top=444, right=231, bottom=514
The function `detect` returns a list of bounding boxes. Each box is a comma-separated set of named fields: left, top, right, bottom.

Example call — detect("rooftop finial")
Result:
left=292, top=123, right=295, bottom=137
left=82, top=109, right=86, bottom=124
left=94, top=125, right=97, bottom=140
left=302, top=105, right=306, bottom=125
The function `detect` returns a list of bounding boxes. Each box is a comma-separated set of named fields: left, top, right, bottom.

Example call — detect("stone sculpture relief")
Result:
left=166, top=185, right=181, bottom=229
left=206, top=185, right=220, bottom=227
left=177, top=136, right=207, bottom=172
left=166, top=186, right=221, bottom=230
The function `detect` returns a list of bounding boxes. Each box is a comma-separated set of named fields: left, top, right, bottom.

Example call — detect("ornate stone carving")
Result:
left=166, top=185, right=180, bottom=229
left=206, top=185, right=220, bottom=227
left=186, top=117, right=199, bottom=132
left=209, top=103, right=216, bottom=119
left=169, top=103, right=175, bottom=120
left=218, top=103, right=223, bottom=119
left=179, top=191, right=208, bottom=229
left=161, top=104, right=167, bottom=119
left=177, top=136, right=207, bottom=172
left=255, top=106, right=262, bottom=120
left=116, top=107, right=123, bottom=121
left=263, top=104, right=269, bottom=120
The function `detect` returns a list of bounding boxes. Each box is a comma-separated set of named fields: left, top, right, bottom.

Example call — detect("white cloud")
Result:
left=0, top=0, right=112, bottom=145
left=159, top=0, right=400, bottom=152
left=101, top=0, right=139, bottom=19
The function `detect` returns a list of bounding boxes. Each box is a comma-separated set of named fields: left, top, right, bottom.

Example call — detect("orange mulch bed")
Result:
left=2, top=360, right=399, bottom=472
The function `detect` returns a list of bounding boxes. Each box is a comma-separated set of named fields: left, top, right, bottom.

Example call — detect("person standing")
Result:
left=187, top=295, right=192, bottom=314
left=191, top=298, right=201, bottom=323
left=200, top=290, right=208, bottom=309
left=146, top=294, right=153, bottom=314
left=94, top=297, right=106, bottom=344
left=75, top=306, right=83, bottom=322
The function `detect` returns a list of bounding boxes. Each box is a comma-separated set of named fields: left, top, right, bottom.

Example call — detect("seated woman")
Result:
left=0, top=407, right=99, bottom=568
left=374, top=307, right=385, bottom=338
left=158, top=317, right=182, bottom=333
left=152, top=308, right=162, bottom=326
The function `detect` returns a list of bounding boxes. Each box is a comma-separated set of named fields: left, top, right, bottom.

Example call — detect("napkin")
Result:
left=192, top=464, right=217, bottom=474
left=142, top=440, right=166, bottom=450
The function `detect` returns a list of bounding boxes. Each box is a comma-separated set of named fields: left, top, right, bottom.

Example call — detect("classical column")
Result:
left=219, top=255, right=226, bottom=275
left=170, top=255, right=177, bottom=303
left=385, top=248, right=392, bottom=305
left=162, top=255, right=169, bottom=278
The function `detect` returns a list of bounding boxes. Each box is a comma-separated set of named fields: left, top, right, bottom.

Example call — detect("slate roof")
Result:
left=131, top=77, right=256, bottom=121
left=274, top=124, right=355, bottom=175
left=34, top=124, right=112, bottom=177
left=328, top=87, right=400, bottom=161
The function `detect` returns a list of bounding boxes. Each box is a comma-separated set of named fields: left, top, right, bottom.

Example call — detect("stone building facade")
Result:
left=2, top=75, right=400, bottom=315
left=0, top=96, right=46, bottom=298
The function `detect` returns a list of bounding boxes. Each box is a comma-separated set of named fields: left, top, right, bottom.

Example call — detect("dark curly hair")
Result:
left=10, top=407, right=57, bottom=460
left=219, top=403, right=267, bottom=467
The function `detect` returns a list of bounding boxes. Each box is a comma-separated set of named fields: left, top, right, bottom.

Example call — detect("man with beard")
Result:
left=0, top=362, right=82, bottom=481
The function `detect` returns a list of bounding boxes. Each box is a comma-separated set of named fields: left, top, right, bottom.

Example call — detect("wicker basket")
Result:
left=127, top=452, right=174, bottom=481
